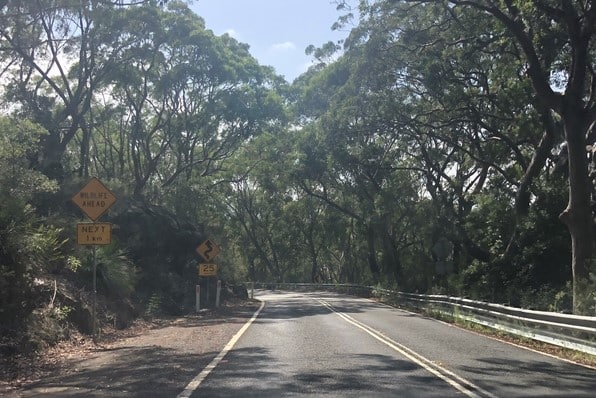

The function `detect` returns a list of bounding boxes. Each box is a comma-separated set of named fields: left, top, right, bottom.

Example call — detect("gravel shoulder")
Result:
left=1, top=299, right=261, bottom=397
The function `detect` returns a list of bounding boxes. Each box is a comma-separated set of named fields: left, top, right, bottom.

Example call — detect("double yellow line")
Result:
left=316, top=298, right=499, bottom=398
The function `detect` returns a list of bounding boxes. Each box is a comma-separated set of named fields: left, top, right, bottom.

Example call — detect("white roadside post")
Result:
left=195, top=284, right=201, bottom=312
left=215, top=280, right=221, bottom=308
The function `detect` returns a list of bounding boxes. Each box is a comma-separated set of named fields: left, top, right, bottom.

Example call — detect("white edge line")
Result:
left=177, top=300, right=266, bottom=398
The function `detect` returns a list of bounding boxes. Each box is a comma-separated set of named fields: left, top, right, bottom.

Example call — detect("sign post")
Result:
left=92, top=245, right=97, bottom=338
left=72, top=178, right=117, bottom=340
left=196, top=239, right=221, bottom=308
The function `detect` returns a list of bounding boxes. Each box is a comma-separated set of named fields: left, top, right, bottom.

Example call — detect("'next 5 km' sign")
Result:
left=77, top=223, right=112, bottom=245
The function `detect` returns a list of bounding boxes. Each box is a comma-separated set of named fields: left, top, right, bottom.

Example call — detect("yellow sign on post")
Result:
left=198, top=263, right=218, bottom=276
left=196, top=239, right=220, bottom=262
left=72, top=177, right=117, bottom=221
left=77, top=223, right=112, bottom=245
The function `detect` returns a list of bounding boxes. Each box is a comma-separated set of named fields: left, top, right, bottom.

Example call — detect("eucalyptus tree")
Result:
left=345, top=1, right=547, bottom=251
left=0, top=0, right=163, bottom=179
left=212, top=131, right=301, bottom=282
left=78, top=1, right=285, bottom=199
left=211, top=103, right=369, bottom=284
left=284, top=195, right=331, bottom=283
left=338, top=0, right=595, bottom=312
left=292, top=56, right=424, bottom=285
left=0, top=0, right=94, bottom=178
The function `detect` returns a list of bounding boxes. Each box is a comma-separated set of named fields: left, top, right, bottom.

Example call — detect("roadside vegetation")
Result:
left=1, top=0, right=594, bottom=364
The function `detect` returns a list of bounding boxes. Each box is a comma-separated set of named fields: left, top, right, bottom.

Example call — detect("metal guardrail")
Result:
left=249, top=282, right=596, bottom=356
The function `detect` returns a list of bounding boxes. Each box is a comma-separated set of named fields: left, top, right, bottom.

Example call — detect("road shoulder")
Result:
left=1, top=300, right=261, bottom=397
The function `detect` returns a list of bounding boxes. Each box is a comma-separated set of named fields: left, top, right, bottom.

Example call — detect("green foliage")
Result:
left=66, top=256, right=83, bottom=272
left=0, top=118, right=58, bottom=200
left=574, top=278, right=596, bottom=316
left=552, top=287, right=573, bottom=313
left=0, top=117, right=64, bottom=331
left=22, top=307, right=71, bottom=351
left=86, top=245, right=138, bottom=299
left=144, top=292, right=165, bottom=317
left=26, top=225, right=69, bottom=272
left=143, top=289, right=182, bottom=317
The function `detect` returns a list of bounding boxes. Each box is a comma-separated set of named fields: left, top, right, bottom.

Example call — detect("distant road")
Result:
left=187, top=290, right=596, bottom=397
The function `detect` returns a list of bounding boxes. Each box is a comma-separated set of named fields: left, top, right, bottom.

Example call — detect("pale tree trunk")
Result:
left=366, top=224, right=381, bottom=281
left=559, top=110, right=593, bottom=314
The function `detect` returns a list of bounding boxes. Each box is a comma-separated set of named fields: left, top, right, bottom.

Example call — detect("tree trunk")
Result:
left=38, top=130, right=66, bottom=180
left=79, top=123, right=91, bottom=178
left=559, top=111, right=593, bottom=314
left=366, top=224, right=381, bottom=281
left=308, top=238, right=320, bottom=283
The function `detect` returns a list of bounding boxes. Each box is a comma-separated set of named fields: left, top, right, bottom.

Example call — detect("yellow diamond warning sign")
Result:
left=196, top=239, right=220, bottom=262
left=72, top=178, right=117, bottom=221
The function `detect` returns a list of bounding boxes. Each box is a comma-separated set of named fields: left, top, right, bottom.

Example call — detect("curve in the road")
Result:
left=317, top=298, right=498, bottom=398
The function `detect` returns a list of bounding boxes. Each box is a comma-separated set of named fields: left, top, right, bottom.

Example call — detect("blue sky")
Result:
left=190, top=0, right=353, bottom=82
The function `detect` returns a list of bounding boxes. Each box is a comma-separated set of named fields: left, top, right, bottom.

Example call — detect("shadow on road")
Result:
left=20, top=345, right=222, bottom=397
left=459, top=356, right=596, bottom=394
left=194, top=346, right=460, bottom=398
left=252, top=290, right=418, bottom=324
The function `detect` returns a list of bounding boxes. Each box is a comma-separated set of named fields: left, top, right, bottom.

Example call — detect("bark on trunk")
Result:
left=366, top=224, right=381, bottom=281
left=38, top=130, right=66, bottom=180
left=559, top=112, right=593, bottom=314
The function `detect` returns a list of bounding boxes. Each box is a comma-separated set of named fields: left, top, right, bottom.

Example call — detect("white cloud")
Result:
left=299, top=59, right=315, bottom=73
left=223, top=29, right=239, bottom=39
left=269, top=41, right=296, bottom=52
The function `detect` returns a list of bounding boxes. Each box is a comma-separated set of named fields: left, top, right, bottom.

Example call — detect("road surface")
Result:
left=183, top=290, right=596, bottom=397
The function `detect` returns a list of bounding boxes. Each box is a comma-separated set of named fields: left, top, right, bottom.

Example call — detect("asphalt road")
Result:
left=184, top=290, right=596, bottom=398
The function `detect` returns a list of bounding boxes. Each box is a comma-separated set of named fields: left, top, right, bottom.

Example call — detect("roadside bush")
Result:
left=95, top=246, right=138, bottom=299
left=144, top=292, right=179, bottom=317
left=518, top=285, right=563, bottom=311
left=22, top=306, right=72, bottom=351
left=550, top=283, right=573, bottom=313
left=0, top=118, right=61, bottom=333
